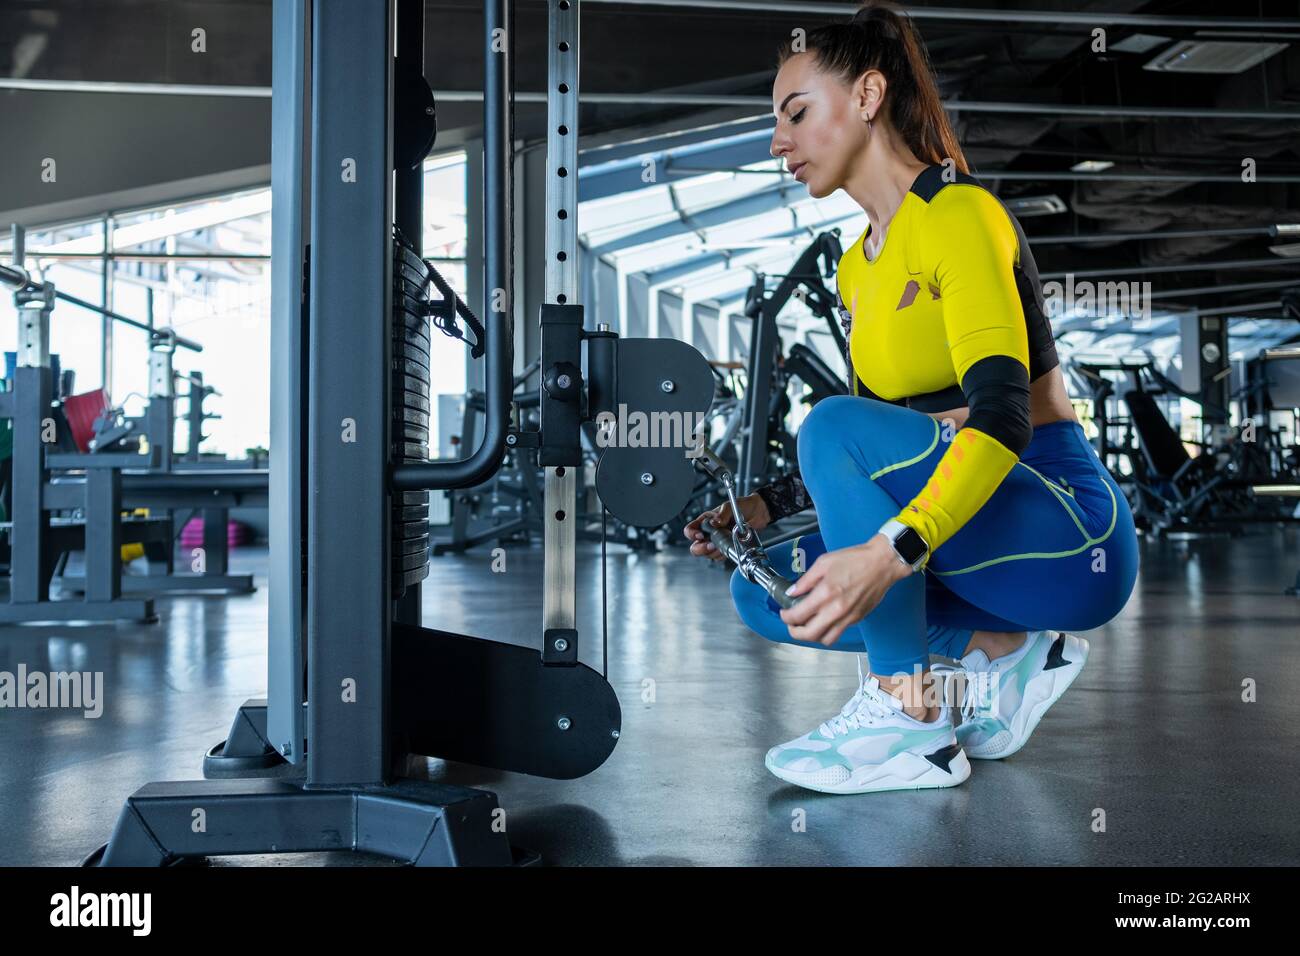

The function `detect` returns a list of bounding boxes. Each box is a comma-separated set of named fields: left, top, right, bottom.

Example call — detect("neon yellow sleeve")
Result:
left=892, top=186, right=1031, bottom=558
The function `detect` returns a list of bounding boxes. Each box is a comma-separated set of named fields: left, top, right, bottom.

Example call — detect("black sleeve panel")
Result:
left=960, top=354, right=1033, bottom=457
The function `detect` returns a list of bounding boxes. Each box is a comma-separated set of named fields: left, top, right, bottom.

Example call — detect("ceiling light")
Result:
left=1268, top=243, right=1300, bottom=258
left=1004, top=195, right=1067, bottom=217
left=1071, top=160, right=1115, bottom=173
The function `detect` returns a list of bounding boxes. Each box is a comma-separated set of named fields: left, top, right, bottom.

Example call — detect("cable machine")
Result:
left=89, top=0, right=712, bottom=866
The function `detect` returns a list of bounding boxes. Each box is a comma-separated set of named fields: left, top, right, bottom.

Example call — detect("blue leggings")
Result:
left=730, top=396, right=1139, bottom=675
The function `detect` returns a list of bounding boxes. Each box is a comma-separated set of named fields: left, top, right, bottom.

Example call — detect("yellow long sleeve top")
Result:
left=841, top=165, right=1061, bottom=555
left=756, top=165, right=1060, bottom=561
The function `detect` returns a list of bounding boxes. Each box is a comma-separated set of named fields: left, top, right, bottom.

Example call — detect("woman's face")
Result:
left=770, top=53, right=871, bottom=199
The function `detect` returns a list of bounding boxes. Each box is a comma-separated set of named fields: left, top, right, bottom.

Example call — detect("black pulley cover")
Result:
left=595, top=338, right=714, bottom=528
left=394, top=66, right=437, bottom=170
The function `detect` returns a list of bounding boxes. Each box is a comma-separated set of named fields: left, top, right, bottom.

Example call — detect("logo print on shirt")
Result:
left=896, top=281, right=942, bottom=311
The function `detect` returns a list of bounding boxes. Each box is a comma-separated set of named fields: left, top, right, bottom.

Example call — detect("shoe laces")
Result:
left=818, top=657, right=897, bottom=737
left=930, top=662, right=982, bottom=726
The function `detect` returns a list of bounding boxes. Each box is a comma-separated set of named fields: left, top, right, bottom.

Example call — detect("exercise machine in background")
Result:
left=1068, top=348, right=1300, bottom=536
left=735, top=229, right=848, bottom=497
left=62, top=326, right=262, bottom=596
left=0, top=235, right=267, bottom=619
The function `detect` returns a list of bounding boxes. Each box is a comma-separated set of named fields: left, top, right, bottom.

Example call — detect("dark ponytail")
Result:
left=778, top=1, right=968, bottom=174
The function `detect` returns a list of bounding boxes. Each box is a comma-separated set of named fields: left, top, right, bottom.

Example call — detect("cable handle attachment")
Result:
left=692, top=443, right=803, bottom=609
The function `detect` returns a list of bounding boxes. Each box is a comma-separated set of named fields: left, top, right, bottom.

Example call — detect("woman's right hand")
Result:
left=683, top=493, right=772, bottom=561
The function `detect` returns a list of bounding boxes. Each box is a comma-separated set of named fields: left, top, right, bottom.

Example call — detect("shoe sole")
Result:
left=765, top=744, right=972, bottom=795
left=967, top=634, right=1090, bottom=760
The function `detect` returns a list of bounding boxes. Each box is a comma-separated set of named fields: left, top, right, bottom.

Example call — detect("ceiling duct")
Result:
left=1144, top=40, right=1288, bottom=74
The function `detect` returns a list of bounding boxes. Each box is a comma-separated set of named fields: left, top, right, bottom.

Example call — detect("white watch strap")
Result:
left=878, top=519, right=928, bottom=570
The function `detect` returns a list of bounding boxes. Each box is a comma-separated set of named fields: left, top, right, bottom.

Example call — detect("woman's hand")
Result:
left=683, top=493, right=772, bottom=560
left=779, top=534, right=913, bottom=646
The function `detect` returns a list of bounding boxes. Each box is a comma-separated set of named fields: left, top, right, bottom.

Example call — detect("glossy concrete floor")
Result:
left=2, top=525, right=1298, bottom=867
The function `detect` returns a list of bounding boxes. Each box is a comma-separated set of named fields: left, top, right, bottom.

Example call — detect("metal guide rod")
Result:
left=102, top=213, right=114, bottom=395
left=389, top=0, right=512, bottom=492
left=543, top=0, right=579, bottom=636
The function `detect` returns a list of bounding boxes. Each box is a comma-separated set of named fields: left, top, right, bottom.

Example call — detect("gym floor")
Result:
left=2, top=524, right=1298, bottom=867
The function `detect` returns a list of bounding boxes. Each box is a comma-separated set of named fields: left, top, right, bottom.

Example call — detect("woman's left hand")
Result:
left=779, top=534, right=914, bottom=646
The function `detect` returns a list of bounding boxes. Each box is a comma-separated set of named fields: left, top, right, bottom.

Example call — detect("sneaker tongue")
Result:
left=861, top=677, right=905, bottom=713
left=962, top=648, right=991, bottom=671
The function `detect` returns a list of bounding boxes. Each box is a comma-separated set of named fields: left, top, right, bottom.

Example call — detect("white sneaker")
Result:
left=764, top=657, right=971, bottom=795
left=936, top=630, right=1090, bottom=760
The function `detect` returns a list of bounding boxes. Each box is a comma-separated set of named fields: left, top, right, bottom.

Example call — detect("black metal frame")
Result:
left=736, top=231, right=846, bottom=496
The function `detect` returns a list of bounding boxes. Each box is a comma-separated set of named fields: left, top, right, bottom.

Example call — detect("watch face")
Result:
left=895, top=527, right=928, bottom=565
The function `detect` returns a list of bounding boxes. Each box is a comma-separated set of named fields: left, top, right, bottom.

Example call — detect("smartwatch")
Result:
left=878, top=519, right=930, bottom=572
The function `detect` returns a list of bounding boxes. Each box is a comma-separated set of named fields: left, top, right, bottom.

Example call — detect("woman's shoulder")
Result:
left=913, top=168, right=1018, bottom=251
left=912, top=167, right=1000, bottom=216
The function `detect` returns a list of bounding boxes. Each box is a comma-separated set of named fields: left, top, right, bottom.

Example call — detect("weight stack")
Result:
left=392, top=231, right=432, bottom=596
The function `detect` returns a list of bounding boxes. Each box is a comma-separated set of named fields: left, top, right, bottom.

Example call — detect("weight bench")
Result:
left=49, top=469, right=267, bottom=595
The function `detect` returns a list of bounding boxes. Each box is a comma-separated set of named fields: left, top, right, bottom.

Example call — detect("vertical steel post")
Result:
left=267, top=0, right=311, bottom=764
left=739, top=295, right=777, bottom=496
left=84, top=467, right=122, bottom=603
left=186, top=371, right=203, bottom=460
left=394, top=0, right=425, bottom=246
left=202, top=508, right=230, bottom=577
left=543, top=0, right=579, bottom=644
left=101, top=214, right=114, bottom=396
left=306, top=0, right=394, bottom=787
left=10, top=224, right=53, bottom=606
left=393, top=0, right=425, bottom=626
left=147, top=343, right=174, bottom=471
left=9, top=366, right=51, bottom=604
left=485, top=0, right=514, bottom=422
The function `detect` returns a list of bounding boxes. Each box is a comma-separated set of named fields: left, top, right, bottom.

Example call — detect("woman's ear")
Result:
left=856, top=69, right=888, bottom=123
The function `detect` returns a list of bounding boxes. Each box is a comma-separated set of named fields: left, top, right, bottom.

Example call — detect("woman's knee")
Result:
left=796, top=396, right=858, bottom=458
left=1062, top=526, right=1140, bottom=630
left=796, top=396, right=867, bottom=484
left=1076, top=556, right=1140, bottom=630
